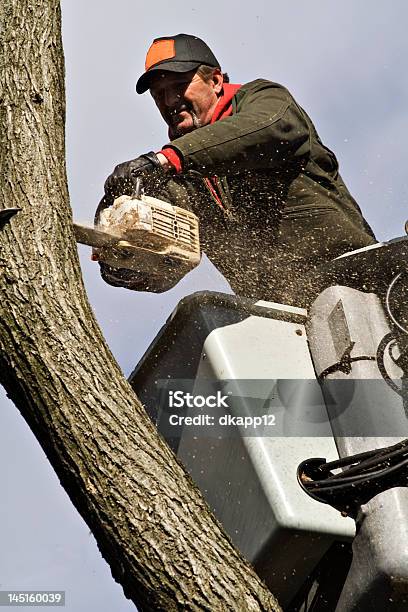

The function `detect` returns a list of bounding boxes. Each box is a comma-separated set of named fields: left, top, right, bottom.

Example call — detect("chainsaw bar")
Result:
left=73, top=223, right=135, bottom=250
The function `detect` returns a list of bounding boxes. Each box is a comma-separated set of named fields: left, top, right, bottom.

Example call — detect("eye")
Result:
left=150, top=89, right=162, bottom=102
left=171, top=80, right=189, bottom=94
left=150, top=78, right=190, bottom=104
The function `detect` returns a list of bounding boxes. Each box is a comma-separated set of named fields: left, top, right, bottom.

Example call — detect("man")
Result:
left=98, top=33, right=376, bottom=305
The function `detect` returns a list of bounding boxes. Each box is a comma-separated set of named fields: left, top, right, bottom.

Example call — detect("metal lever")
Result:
left=134, top=177, right=143, bottom=199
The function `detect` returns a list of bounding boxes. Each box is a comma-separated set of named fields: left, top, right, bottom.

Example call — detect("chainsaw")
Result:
left=73, top=182, right=200, bottom=291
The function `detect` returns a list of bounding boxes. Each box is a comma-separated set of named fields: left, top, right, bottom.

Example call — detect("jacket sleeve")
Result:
left=165, top=80, right=311, bottom=175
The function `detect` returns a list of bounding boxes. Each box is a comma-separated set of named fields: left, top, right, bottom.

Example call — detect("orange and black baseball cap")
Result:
left=136, top=33, right=221, bottom=94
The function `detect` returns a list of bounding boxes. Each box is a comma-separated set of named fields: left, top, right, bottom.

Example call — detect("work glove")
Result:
left=98, top=261, right=181, bottom=293
left=104, top=151, right=163, bottom=199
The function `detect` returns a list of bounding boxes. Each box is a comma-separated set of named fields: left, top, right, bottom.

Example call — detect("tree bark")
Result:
left=0, top=2, right=281, bottom=610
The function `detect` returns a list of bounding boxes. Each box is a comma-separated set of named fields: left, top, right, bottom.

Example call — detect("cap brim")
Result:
left=136, top=60, right=203, bottom=94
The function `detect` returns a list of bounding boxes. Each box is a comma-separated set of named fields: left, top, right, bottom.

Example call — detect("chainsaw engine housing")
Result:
left=94, top=194, right=200, bottom=292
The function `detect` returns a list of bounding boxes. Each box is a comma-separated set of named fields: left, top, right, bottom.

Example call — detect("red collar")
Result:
left=211, top=83, right=241, bottom=123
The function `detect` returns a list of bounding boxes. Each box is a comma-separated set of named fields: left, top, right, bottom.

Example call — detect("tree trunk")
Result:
left=0, top=2, right=281, bottom=610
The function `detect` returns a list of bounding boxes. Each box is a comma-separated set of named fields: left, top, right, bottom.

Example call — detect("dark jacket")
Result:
left=160, top=79, right=376, bottom=303
left=99, top=79, right=376, bottom=304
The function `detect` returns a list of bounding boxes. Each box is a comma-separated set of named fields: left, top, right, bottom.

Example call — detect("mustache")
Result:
left=165, top=103, right=202, bottom=138
left=165, top=102, right=192, bottom=124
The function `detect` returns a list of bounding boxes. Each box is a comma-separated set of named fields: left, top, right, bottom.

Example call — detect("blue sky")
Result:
left=1, top=2, right=407, bottom=610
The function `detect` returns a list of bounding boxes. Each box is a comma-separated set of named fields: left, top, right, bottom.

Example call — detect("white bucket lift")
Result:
left=129, top=237, right=408, bottom=610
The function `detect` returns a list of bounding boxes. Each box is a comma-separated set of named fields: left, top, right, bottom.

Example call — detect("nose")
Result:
left=164, top=88, right=182, bottom=108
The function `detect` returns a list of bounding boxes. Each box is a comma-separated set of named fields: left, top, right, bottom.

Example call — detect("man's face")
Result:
left=149, top=69, right=223, bottom=138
